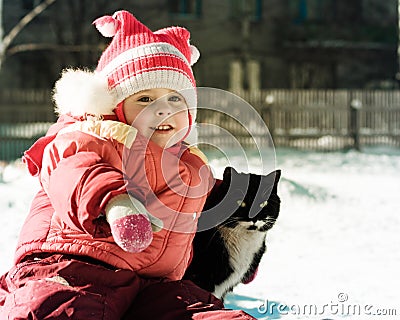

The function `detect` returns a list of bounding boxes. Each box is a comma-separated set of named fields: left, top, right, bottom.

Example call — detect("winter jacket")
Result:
left=17, top=114, right=212, bottom=280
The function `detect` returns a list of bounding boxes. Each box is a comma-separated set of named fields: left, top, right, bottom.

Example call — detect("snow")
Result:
left=1, top=147, right=400, bottom=319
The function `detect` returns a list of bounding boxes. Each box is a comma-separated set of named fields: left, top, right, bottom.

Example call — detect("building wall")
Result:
left=0, top=0, right=397, bottom=90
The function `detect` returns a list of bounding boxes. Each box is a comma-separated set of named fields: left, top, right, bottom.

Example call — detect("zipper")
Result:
left=9, top=258, right=49, bottom=280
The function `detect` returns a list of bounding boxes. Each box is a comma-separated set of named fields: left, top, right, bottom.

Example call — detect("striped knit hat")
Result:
left=53, top=10, right=200, bottom=139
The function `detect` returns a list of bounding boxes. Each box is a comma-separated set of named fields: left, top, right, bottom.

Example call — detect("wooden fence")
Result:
left=197, top=89, right=400, bottom=151
left=1, top=89, right=400, bottom=160
left=0, top=89, right=55, bottom=161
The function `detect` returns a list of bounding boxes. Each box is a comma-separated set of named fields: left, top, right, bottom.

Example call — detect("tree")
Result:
left=397, top=0, right=400, bottom=82
left=0, top=0, right=56, bottom=69
left=1, top=1, right=170, bottom=88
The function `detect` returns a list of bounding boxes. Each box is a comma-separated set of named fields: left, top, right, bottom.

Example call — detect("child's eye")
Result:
left=138, top=97, right=152, bottom=103
left=168, top=95, right=182, bottom=102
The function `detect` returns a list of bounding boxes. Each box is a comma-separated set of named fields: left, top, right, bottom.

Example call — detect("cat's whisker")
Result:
left=259, top=217, right=277, bottom=231
left=219, top=216, right=240, bottom=228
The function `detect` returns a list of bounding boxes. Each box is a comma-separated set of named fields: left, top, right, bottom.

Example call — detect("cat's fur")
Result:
left=184, top=167, right=281, bottom=300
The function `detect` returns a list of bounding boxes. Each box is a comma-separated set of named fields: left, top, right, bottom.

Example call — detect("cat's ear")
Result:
left=271, top=169, right=281, bottom=192
left=223, top=167, right=239, bottom=181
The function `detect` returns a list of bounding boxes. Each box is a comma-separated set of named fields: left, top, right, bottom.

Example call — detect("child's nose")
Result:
left=155, top=104, right=172, bottom=116
left=157, top=109, right=171, bottom=116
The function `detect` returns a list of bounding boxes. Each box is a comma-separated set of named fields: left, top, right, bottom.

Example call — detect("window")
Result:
left=290, top=0, right=336, bottom=24
left=231, top=0, right=262, bottom=22
left=168, top=0, right=202, bottom=18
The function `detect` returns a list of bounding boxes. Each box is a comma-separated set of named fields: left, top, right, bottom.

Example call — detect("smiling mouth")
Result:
left=151, top=124, right=174, bottom=132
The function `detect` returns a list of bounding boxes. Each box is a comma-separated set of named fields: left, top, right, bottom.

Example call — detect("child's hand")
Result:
left=105, top=194, right=163, bottom=253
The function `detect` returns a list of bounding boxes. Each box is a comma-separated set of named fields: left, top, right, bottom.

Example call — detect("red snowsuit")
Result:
left=0, top=114, right=256, bottom=319
left=16, top=114, right=210, bottom=280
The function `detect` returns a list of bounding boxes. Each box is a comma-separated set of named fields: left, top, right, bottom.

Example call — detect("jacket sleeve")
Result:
left=40, top=130, right=128, bottom=235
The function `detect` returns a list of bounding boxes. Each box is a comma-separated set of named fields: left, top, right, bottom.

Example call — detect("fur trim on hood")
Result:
left=53, top=69, right=117, bottom=117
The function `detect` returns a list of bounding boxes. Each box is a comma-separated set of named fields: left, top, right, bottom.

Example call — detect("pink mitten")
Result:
left=105, top=194, right=161, bottom=253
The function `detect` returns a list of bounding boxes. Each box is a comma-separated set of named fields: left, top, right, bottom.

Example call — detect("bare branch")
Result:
left=0, top=0, right=57, bottom=69
left=6, top=43, right=105, bottom=56
left=2, top=0, right=57, bottom=50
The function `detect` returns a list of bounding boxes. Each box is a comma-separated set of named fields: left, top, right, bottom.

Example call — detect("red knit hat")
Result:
left=94, top=11, right=199, bottom=109
left=52, top=10, right=200, bottom=143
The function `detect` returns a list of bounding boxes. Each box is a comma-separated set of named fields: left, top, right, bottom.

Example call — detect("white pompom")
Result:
left=93, top=16, right=120, bottom=38
left=53, top=69, right=116, bottom=117
left=190, top=45, right=200, bottom=66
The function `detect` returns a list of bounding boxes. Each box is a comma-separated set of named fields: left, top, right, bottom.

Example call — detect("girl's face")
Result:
left=123, top=88, right=189, bottom=148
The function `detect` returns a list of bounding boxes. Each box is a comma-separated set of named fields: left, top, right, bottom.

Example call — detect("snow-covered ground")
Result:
left=1, top=147, right=399, bottom=319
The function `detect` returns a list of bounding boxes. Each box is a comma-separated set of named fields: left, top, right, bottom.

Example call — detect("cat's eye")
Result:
left=236, top=200, right=246, bottom=207
left=259, top=200, right=268, bottom=208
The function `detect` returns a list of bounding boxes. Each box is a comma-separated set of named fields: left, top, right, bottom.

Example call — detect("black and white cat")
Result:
left=184, top=167, right=281, bottom=300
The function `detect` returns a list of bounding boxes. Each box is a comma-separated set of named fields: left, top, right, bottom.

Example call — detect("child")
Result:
left=0, top=10, right=256, bottom=319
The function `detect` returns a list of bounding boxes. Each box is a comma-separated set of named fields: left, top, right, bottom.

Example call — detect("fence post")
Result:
left=263, top=94, right=275, bottom=141
left=350, top=98, right=362, bottom=151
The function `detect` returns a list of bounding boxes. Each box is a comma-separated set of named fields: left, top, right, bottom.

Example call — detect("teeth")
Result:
left=155, top=125, right=172, bottom=130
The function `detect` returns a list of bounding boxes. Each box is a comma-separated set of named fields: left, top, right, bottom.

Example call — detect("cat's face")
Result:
left=218, top=167, right=281, bottom=232
left=227, top=168, right=281, bottom=231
